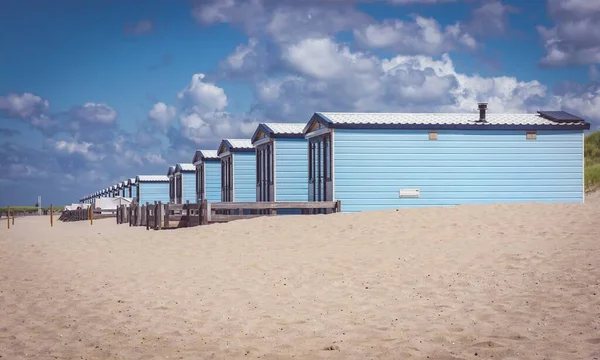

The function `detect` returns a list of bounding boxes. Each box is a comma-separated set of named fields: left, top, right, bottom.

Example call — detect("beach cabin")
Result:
left=117, top=182, right=124, bottom=197
left=174, top=163, right=196, bottom=204
left=192, top=150, right=221, bottom=203
left=112, top=185, right=119, bottom=197
left=135, top=175, right=170, bottom=205
left=250, top=123, right=308, bottom=204
left=302, top=107, right=590, bottom=213
left=167, top=166, right=176, bottom=203
left=127, top=178, right=137, bottom=200
left=217, top=139, right=256, bottom=202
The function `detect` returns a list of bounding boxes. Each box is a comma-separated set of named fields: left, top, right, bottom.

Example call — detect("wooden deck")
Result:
left=117, top=200, right=341, bottom=230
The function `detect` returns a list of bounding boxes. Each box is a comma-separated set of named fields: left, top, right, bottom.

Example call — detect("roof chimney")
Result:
left=478, top=102, right=487, bottom=122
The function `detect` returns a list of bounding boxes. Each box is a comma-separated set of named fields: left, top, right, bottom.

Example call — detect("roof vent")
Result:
left=478, top=103, right=487, bottom=122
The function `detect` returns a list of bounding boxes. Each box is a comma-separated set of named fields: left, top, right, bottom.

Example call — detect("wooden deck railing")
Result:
left=118, top=200, right=341, bottom=230
left=59, top=208, right=116, bottom=222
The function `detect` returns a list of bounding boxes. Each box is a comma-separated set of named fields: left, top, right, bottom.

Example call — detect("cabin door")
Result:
left=196, top=164, right=205, bottom=201
left=221, top=155, right=233, bottom=202
left=176, top=175, right=182, bottom=204
left=308, top=133, right=333, bottom=204
left=256, top=142, right=274, bottom=202
left=169, top=178, right=175, bottom=203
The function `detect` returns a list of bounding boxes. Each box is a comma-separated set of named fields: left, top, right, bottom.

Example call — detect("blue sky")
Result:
left=1, top=0, right=599, bottom=206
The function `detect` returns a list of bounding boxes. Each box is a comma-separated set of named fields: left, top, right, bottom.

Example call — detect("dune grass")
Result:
left=585, top=130, right=600, bottom=192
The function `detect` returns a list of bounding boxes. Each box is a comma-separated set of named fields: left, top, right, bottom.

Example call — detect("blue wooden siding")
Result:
left=205, top=161, right=221, bottom=202
left=275, top=138, right=308, bottom=201
left=233, top=152, right=256, bottom=201
left=131, top=184, right=138, bottom=201
left=139, top=182, right=170, bottom=205
left=181, top=172, right=196, bottom=203
left=333, top=129, right=584, bottom=213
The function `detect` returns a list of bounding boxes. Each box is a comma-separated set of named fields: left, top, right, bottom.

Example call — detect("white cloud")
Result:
left=226, top=38, right=259, bottom=69
left=70, top=103, right=117, bottom=124
left=143, top=153, right=167, bottom=165
left=50, top=139, right=104, bottom=161
left=177, top=73, right=228, bottom=112
left=148, top=102, right=176, bottom=131
left=538, top=0, right=600, bottom=67
left=259, top=37, right=554, bottom=121
left=0, top=92, right=49, bottom=118
left=354, top=16, right=476, bottom=55
left=282, top=37, right=378, bottom=80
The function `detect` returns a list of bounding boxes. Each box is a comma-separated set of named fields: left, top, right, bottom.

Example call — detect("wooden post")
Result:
left=156, top=201, right=162, bottom=230
left=141, top=205, right=146, bottom=227
left=89, top=205, right=93, bottom=225
left=50, top=204, right=53, bottom=227
left=185, top=200, right=190, bottom=227
left=7, top=206, right=10, bottom=230
left=145, top=202, right=150, bottom=230
left=335, top=200, right=341, bottom=213
left=164, top=203, right=169, bottom=229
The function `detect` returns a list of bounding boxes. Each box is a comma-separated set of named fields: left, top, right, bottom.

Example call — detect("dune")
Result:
left=1, top=194, right=600, bottom=359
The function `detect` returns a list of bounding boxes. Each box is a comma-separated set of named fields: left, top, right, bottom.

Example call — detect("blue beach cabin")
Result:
left=135, top=175, right=170, bottom=205
left=192, top=150, right=222, bottom=203
left=302, top=106, right=590, bottom=213
left=174, top=163, right=196, bottom=204
left=251, top=123, right=308, bottom=205
left=217, top=139, right=256, bottom=202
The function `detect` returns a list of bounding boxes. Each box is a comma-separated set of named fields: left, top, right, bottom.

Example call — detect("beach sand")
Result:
left=1, top=195, right=600, bottom=360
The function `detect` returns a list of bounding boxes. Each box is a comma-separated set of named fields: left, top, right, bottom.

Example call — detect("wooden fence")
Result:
left=59, top=208, right=116, bottom=222
left=117, top=200, right=341, bottom=230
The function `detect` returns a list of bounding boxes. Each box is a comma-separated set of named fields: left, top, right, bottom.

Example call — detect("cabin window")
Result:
left=308, top=133, right=333, bottom=202
left=429, top=131, right=438, bottom=140
left=169, top=178, right=175, bottom=202
left=196, top=164, right=205, bottom=201
left=196, top=165, right=202, bottom=202
left=221, top=155, right=233, bottom=202
left=176, top=174, right=183, bottom=204
left=256, top=142, right=274, bottom=201
left=526, top=131, right=537, bottom=140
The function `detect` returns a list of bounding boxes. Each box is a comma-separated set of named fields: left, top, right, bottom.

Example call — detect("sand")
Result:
left=1, top=195, right=600, bottom=360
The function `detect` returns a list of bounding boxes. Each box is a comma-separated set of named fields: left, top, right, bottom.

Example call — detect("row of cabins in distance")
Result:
left=79, top=105, right=591, bottom=213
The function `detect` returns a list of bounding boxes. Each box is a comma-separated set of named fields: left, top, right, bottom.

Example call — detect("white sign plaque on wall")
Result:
left=399, top=189, right=420, bottom=198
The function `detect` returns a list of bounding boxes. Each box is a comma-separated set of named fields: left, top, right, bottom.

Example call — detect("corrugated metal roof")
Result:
left=227, top=139, right=253, bottom=149
left=176, top=163, right=196, bottom=172
left=219, top=139, right=254, bottom=155
left=263, top=122, right=306, bottom=135
left=251, top=122, right=305, bottom=144
left=199, top=150, right=219, bottom=159
left=311, top=112, right=590, bottom=130
left=136, top=175, right=169, bottom=182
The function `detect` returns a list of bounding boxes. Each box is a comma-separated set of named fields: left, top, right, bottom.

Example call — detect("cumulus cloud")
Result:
left=0, top=92, right=56, bottom=130
left=49, top=139, right=104, bottom=162
left=70, top=103, right=117, bottom=125
left=466, top=0, right=516, bottom=37
left=354, top=16, right=476, bottom=55
left=177, top=73, right=228, bottom=112
left=148, top=102, right=177, bottom=131
left=257, top=36, right=556, bottom=122
left=552, top=81, right=600, bottom=128
left=537, top=0, right=600, bottom=67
